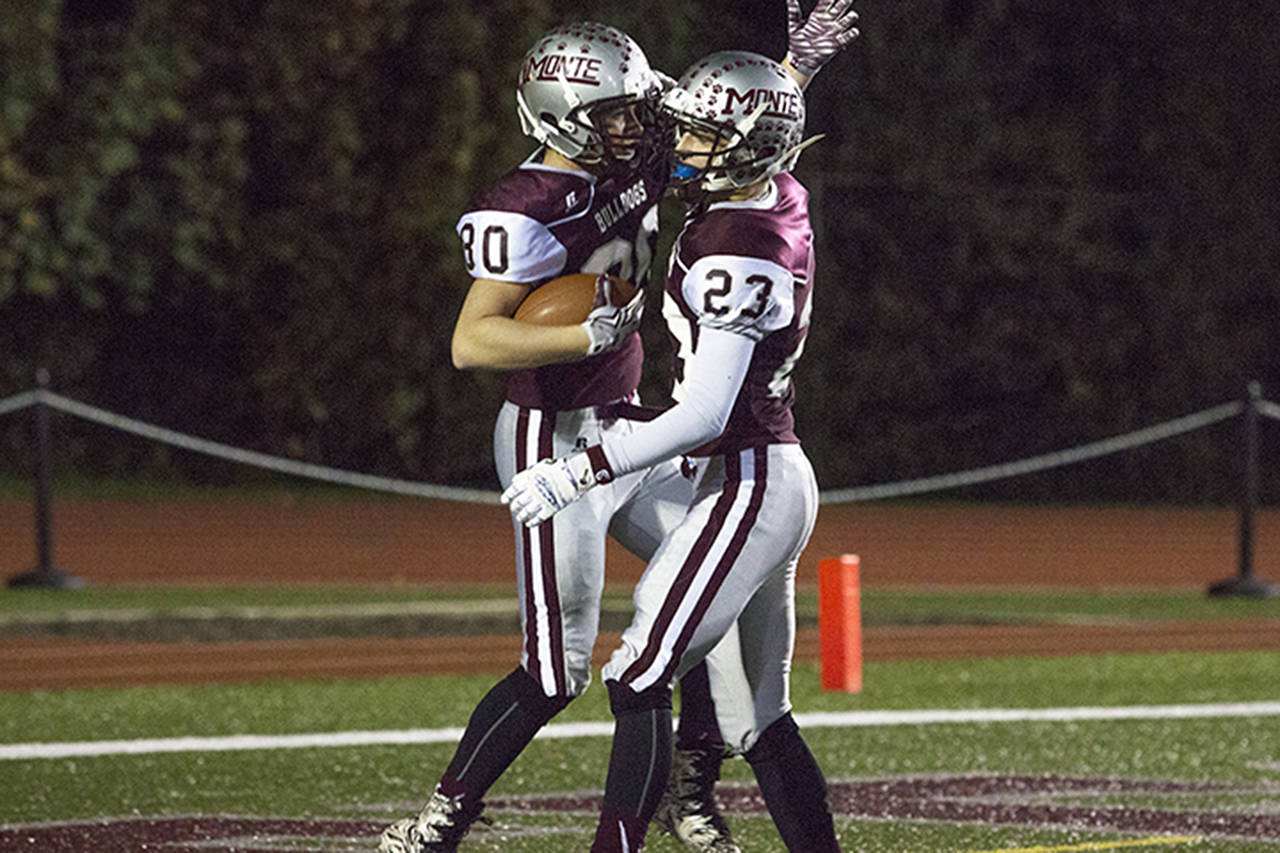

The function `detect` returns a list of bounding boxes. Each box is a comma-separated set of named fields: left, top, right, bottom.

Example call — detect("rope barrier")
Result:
left=0, top=388, right=1269, bottom=506
left=0, top=391, right=37, bottom=418
left=818, top=401, right=1245, bottom=504
left=15, top=390, right=502, bottom=505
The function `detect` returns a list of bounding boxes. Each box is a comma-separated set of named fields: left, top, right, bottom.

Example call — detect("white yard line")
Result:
left=0, top=599, right=520, bottom=625
left=5, top=701, right=1280, bottom=761
left=966, top=835, right=1203, bottom=852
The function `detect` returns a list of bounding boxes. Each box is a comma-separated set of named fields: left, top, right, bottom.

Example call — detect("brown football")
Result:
left=513, top=273, right=638, bottom=326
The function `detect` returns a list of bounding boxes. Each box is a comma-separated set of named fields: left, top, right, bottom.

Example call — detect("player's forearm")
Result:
left=596, top=327, right=754, bottom=477
left=451, top=317, right=590, bottom=370
left=599, top=393, right=727, bottom=476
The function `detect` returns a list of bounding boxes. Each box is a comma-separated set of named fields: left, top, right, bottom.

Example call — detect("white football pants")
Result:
left=494, top=400, right=692, bottom=699
left=601, top=443, right=819, bottom=754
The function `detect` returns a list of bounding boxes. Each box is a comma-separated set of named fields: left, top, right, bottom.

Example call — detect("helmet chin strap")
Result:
left=516, top=88, right=552, bottom=147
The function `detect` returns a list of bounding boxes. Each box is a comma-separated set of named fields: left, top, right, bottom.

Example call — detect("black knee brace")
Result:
left=441, top=666, right=574, bottom=801
left=599, top=679, right=674, bottom=828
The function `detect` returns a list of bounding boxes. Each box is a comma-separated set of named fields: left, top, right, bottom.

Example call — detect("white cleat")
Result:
left=378, top=790, right=485, bottom=853
left=652, top=748, right=741, bottom=852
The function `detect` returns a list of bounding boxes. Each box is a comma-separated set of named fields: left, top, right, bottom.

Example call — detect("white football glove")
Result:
left=502, top=453, right=597, bottom=527
left=581, top=275, right=644, bottom=356
left=785, top=0, right=861, bottom=76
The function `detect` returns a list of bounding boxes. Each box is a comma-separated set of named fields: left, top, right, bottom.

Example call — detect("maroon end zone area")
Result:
left=3, top=776, right=1278, bottom=850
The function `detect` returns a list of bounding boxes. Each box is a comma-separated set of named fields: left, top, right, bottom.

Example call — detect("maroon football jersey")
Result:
left=456, top=151, right=663, bottom=410
left=662, top=172, right=815, bottom=453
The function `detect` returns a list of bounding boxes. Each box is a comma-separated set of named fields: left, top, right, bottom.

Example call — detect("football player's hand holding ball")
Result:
left=785, top=0, right=861, bottom=76
left=503, top=454, right=597, bottom=527
left=581, top=274, right=645, bottom=356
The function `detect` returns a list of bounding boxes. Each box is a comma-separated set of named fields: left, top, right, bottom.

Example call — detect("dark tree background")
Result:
left=2, top=0, right=1277, bottom=502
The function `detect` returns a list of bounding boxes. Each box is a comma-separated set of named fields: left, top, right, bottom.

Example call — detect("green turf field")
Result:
left=2, top=519, right=1279, bottom=852
left=5, top=646, right=1279, bottom=851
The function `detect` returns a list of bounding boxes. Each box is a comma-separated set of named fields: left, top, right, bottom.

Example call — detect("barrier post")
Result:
left=819, top=554, right=862, bottom=692
left=8, top=369, right=84, bottom=590
left=1208, top=380, right=1277, bottom=598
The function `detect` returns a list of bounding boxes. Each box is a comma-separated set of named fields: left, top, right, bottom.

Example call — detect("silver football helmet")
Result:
left=661, top=51, right=809, bottom=192
left=516, top=22, right=662, bottom=170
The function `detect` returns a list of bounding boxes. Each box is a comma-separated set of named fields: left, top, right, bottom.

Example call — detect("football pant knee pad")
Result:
left=743, top=711, right=801, bottom=764
left=512, top=666, right=573, bottom=720
left=606, top=678, right=673, bottom=716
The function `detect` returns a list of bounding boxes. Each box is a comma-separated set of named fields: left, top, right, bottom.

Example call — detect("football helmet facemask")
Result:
left=516, top=22, right=664, bottom=175
left=661, top=51, right=813, bottom=193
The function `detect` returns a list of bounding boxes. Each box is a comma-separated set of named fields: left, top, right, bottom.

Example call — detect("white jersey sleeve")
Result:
left=455, top=210, right=568, bottom=283
left=681, top=254, right=796, bottom=341
left=599, top=327, right=755, bottom=476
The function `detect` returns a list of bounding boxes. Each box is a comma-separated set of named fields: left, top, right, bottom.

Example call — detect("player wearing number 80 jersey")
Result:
left=382, top=21, right=749, bottom=853
left=455, top=155, right=661, bottom=409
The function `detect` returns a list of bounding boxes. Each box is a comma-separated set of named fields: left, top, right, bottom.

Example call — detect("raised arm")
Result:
left=782, top=0, right=861, bottom=89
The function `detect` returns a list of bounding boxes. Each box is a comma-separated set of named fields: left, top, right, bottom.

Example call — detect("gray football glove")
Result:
left=502, top=453, right=597, bottom=527
left=581, top=276, right=644, bottom=356
left=785, top=0, right=861, bottom=76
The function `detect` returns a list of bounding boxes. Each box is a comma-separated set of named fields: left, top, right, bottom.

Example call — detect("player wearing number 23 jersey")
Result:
left=500, top=50, right=845, bottom=852
left=660, top=171, right=812, bottom=455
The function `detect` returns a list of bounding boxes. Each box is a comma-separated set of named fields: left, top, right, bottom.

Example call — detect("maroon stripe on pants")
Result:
left=537, top=414, right=567, bottom=696
left=659, top=447, right=769, bottom=686
left=515, top=408, right=540, bottom=681
left=620, top=451, right=744, bottom=686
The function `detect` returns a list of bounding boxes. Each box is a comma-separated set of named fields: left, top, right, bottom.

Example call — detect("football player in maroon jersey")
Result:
left=503, top=30, right=855, bottom=853
left=381, top=21, right=720, bottom=853
left=384, top=3, right=857, bottom=851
